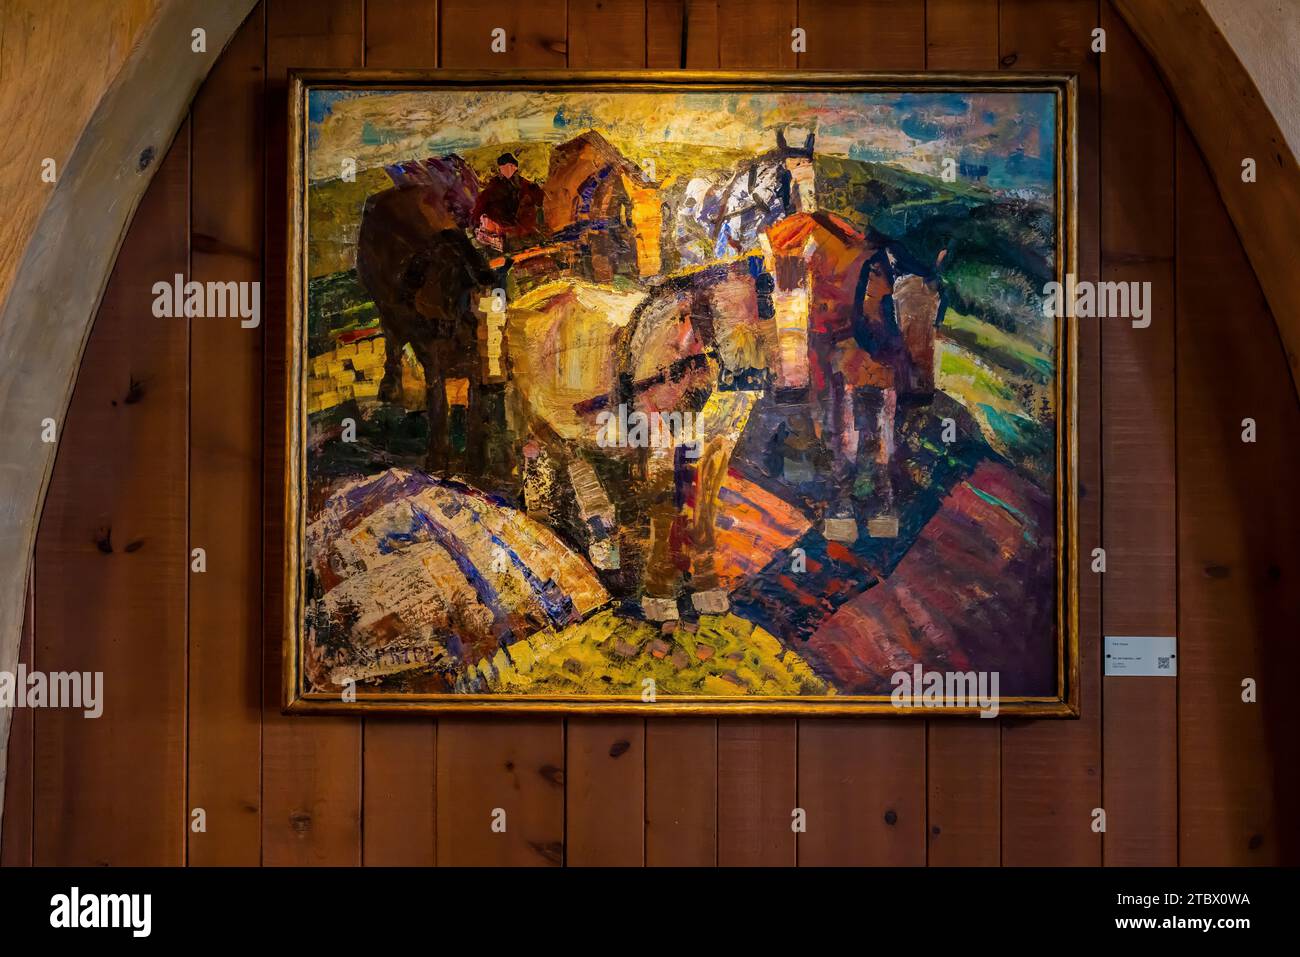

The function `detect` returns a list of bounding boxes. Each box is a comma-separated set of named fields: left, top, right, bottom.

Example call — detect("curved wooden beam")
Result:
left=0, top=1, right=162, bottom=317
left=0, top=0, right=255, bottom=831
left=1113, top=0, right=1300, bottom=391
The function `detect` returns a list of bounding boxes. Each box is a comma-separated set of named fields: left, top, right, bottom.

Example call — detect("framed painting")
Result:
left=282, top=71, right=1078, bottom=716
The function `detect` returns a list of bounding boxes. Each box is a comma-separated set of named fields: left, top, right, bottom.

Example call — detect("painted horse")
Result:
left=355, top=157, right=501, bottom=474
left=674, top=128, right=817, bottom=264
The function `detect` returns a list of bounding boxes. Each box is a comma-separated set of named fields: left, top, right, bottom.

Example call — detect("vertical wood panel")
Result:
left=356, top=0, right=440, bottom=871
left=362, top=721, right=436, bottom=866
left=926, top=0, right=998, bottom=69
left=797, top=0, right=924, bottom=70
left=33, top=124, right=190, bottom=866
left=923, top=0, right=1002, bottom=868
left=799, top=722, right=926, bottom=865
left=436, top=719, right=564, bottom=865
left=431, top=0, right=569, bottom=867
left=1176, top=122, right=1300, bottom=865
left=647, top=0, right=719, bottom=69
left=927, top=722, right=999, bottom=865
left=645, top=719, right=716, bottom=865
left=718, top=719, right=795, bottom=865
left=999, top=0, right=1104, bottom=867
left=718, top=0, right=795, bottom=69
left=647, top=0, right=685, bottom=68
left=440, top=0, right=567, bottom=68
left=188, top=1, right=265, bottom=868
left=569, top=0, right=645, bottom=68
left=643, top=1, right=722, bottom=864
left=0, top=575, right=34, bottom=866
left=1099, top=3, right=1178, bottom=867
left=262, top=0, right=365, bottom=867
left=790, top=0, right=928, bottom=868
left=365, top=0, right=438, bottom=67
left=560, top=0, right=650, bottom=868
left=566, top=719, right=644, bottom=865
left=710, top=0, right=796, bottom=868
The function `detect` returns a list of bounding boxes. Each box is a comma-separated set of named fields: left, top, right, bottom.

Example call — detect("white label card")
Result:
left=1105, top=635, right=1177, bottom=677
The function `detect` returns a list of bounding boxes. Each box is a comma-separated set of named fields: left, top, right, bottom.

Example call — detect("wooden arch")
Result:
left=1113, top=0, right=1300, bottom=384
left=0, top=0, right=257, bottom=824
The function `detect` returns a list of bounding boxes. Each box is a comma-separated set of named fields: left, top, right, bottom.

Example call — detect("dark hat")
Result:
left=497, top=152, right=519, bottom=166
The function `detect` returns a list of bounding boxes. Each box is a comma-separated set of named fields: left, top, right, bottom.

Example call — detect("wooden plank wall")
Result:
left=358, top=0, right=441, bottom=869
left=924, top=0, right=1001, bottom=868
left=1098, top=4, right=1177, bottom=866
left=189, top=0, right=266, bottom=868
left=4, top=0, right=1298, bottom=867
left=999, top=0, right=1104, bottom=868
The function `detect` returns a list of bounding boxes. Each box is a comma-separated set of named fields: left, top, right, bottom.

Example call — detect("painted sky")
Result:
left=307, top=88, right=1056, bottom=191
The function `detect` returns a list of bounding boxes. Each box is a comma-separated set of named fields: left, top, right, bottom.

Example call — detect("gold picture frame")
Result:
left=282, top=70, right=1079, bottom=717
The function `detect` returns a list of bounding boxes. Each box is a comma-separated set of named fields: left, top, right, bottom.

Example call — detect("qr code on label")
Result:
left=1157, top=656, right=1171, bottom=670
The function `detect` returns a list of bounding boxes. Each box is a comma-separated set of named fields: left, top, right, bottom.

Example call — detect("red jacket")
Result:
left=471, top=173, right=544, bottom=239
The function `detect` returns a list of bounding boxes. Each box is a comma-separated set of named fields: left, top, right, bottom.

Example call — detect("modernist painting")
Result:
left=283, top=73, right=1077, bottom=715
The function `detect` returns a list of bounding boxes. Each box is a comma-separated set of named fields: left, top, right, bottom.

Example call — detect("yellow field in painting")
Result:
left=482, top=608, right=830, bottom=697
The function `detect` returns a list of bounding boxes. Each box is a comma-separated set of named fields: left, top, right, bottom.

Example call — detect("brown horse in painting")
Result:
left=356, top=170, right=501, bottom=475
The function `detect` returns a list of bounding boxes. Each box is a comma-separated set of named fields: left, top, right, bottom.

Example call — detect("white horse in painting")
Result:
left=674, top=129, right=817, bottom=264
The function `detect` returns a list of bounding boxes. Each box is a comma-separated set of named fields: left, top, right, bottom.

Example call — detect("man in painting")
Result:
left=472, top=152, right=545, bottom=252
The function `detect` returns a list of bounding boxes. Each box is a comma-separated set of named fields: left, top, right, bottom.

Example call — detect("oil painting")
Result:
left=284, top=74, right=1076, bottom=715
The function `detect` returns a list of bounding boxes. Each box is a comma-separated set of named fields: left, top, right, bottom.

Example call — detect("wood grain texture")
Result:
left=436, top=719, right=564, bottom=865
left=999, top=0, right=1104, bottom=867
left=799, top=721, right=926, bottom=865
left=1175, top=121, right=1300, bottom=865
left=718, top=0, right=795, bottom=69
left=646, top=0, right=684, bottom=68
left=707, top=0, right=797, bottom=870
left=566, top=719, right=644, bottom=865
left=33, top=124, right=191, bottom=866
left=365, top=0, right=438, bottom=67
left=556, top=0, right=648, bottom=871
left=1112, top=0, right=1300, bottom=395
left=428, top=1, right=569, bottom=867
left=0, top=576, right=34, bottom=866
left=642, top=0, right=723, bottom=871
left=362, top=721, right=436, bottom=865
left=792, top=0, right=931, bottom=869
left=1099, top=3, right=1178, bottom=867
left=645, top=718, right=716, bottom=865
left=928, top=722, right=999, bottom=865
left=998, top=0, right=1096, bottom=70
left=440, top=0, right=567, bottom=68
left=926, top=0, right=998, bottom=70
left=717, top=719, right=795, bottom=865
left=261, top=0, right=364, bottom=867
left=569, top=0, right=646, bottom=68
left=923, top=0, right=1002, bottom=868
left=797, top=0, right=924, bottom=70
left=356, top=0, right=441, bottom=872
left=647, top=0, right=719, bottom=69
left=187, top=1, right=265, bottom=868
left=0, top=0, right=162, bottom=320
